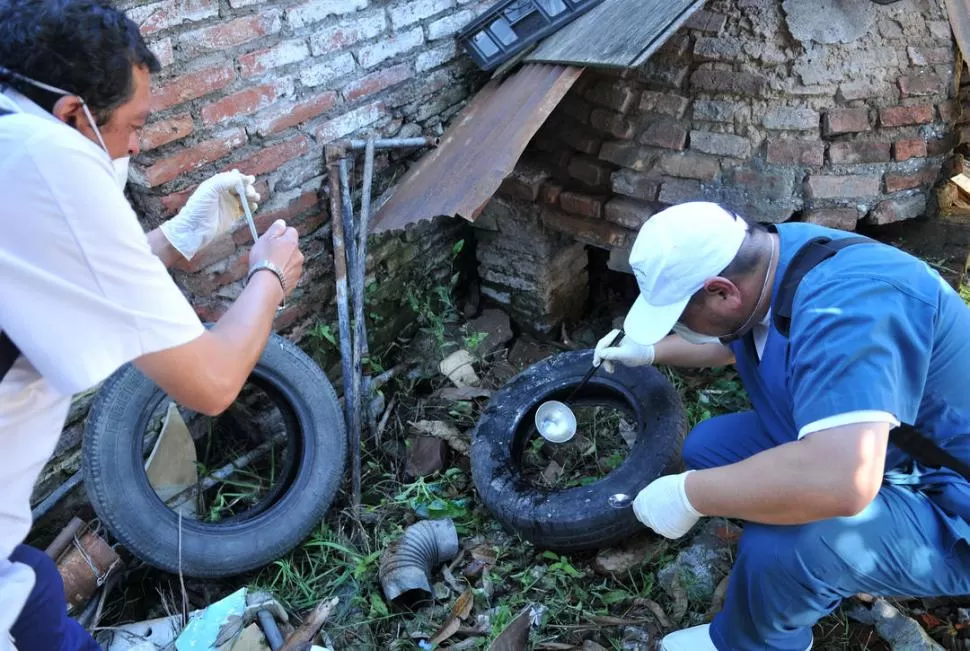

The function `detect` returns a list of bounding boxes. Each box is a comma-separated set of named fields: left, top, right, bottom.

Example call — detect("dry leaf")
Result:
left=430, top=589, right=475, bottom=646
left=707, top=573, right=731, bottom=618
left=635, top=598, right=671, bottom=628
left=669, top=574, right=688, bottom=623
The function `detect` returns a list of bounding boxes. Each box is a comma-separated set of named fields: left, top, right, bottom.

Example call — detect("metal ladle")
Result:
left=534, top=329, right=625, bottom=444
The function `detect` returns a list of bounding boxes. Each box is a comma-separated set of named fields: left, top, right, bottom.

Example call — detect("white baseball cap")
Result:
left=623, top=202, right=749, bottom=345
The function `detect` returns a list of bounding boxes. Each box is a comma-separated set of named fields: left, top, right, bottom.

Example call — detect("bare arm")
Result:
left=147, top=227, right=184, bottom=268
left=134, top=220, right=303, bottom=416
left=653, top=333, right=735, bottom=368
left=685, top=421, right=889, bottom=524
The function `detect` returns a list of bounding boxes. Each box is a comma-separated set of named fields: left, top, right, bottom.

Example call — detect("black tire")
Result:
left=81, top=333, right=346, bottom=578
left=470, top=349, right=687, bottom=552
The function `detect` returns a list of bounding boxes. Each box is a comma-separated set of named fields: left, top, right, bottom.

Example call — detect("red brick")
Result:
left=223, top=135, right=309, bottom=177
left=232, top=190, right=319, bottom=244
left=926, top=134, right=956, bottom=156
left=559, top=191, right=605, bottom=219
left=684, top=10, right=726, bottom=34
left=612, top=169, right=660, bottom=200
left=657, top=151, right=719, bottom=181
left=690, top=69, right=766, bottom=97
left=568, top=154, right=613, bottom=188
left=802, top=208, right=859, bottom=230
left=292, top=205, right=327, bottom=236
left=194, top=298, right=229, bottom=323
left=865, top=194, right=927, bottom=225
left=239, top=39, right=309, bottom=77
left=201, top=83, right=283, bottom=125
left=766, top=139, right=824, bottom=166
left=253, top=91, right=338, bottom=136
left=140, top=113, right=194, bottom=151
left=179, top=12, right=281, bottom=54
left=879, top=104, right=935, bottom=127
left=498, top=161, right=550, bottom=202
left=174, top=232, right=237, bottom=273
left=342, top=64, right=412, bottom=102
left=805, top=174, right=881, bottom=199
left=938, top=99, right=961, bottom=123
left=540, top=207, right=630, bottom=249
left=640, top=119, right=687, bottom=150
left=145, top=128, right=246, bottom=187
left=823, top=108, right=871, bottom=135
left=828, top=141, right=891, bottom=164
left=639, top=91, right=689, bottom=118
left=584, top=81, right=638, bottom=113
left=162, top=179, right=269, bottom=217
left=151, top=65, right=234, bottom=112
left=559, top=122, right=602, bottom=155
left=658, top=177, right=702, bottom=204
left=898, top=71, right=945, bottom=98
left=180, top=250, right=250, bottom=295
left=310, top=11, right=387, bottom=56
left=894, top=138, right=927, bottom=161
left=539, top=181, right=563, bottom=205
left=884, top=165, right=940, bottom=193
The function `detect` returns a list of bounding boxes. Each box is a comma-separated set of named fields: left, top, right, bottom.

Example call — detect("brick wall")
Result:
left=30, top=0, right=493, bottom=529
left=489, top=0, right=962, bottom=272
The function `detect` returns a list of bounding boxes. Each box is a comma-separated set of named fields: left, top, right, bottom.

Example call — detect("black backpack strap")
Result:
left=773, top=233, right=970, bottom=482
left=773, top=235, right=874, bottom=337
left=0, top=108, right=18, bottom=383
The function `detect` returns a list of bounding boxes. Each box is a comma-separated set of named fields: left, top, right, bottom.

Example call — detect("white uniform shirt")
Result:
left=0, top=89, right=204, bottom=635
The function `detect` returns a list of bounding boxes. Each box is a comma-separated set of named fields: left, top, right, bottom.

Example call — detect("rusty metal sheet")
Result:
left=369, top=63, right=583, bottom=234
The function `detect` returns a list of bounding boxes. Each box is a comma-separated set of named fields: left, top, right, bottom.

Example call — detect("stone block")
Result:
left=690, top=131, right=751, bottom=158
left=823, top=108, right=871, bottom=135
left=762, top=107, right=820, bottom=131
left=559, top=120, right=602, bottom=155
left=640, top=119, right=688, bottom=150
left=865, top=193, right=927, bottom=225
left=828, top=141, right=892, bottom=164
left=612, top=169, right=660, bottom=200
left=806, top=174, right=881, bottom=199
left=605, top=197, right=654, bottom=230
left=585, top=80, right=638, bottom=113
left=766, top=139, right=824, bottom=166
left=691, top=69, right=766, bottom=97
left=637, top=61, right=690, bottom=89
left=568, top=154, right=613, bottom=188
left=692, top=99, right=750, bottom=124
left=837, top=81, right=887, bottom=102
left=726, top=167, right=795, bottom=203
left=684, top=10, right=727, bottom=34
left=693, top=37, right=741, bottom=62
left=802, top=208, right=860, bottom=230
left=498, top=159, right=551, bottom=202
left=590, top=109, right=636, bottom=139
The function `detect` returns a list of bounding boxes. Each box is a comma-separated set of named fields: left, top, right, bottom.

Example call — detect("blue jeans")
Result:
left=683, top=411, right=970, bottom=651
left=9, top=545, right=101, bottom=651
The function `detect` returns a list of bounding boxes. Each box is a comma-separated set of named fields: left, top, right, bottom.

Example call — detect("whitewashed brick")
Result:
left=315, top=101, right=384, bottom=142
left=427, top=9, right=473, bottom=40
left=288, top=0, right=368, bottom=29
left=127, top=0, right=218, bottom=36
left=389, top=0, right=454, bottom=28
left=148, top=37, right=174, bottom=68
left=357, top=27, right=423, bottom=68
left=416, top=42, right=458, bottom=72
left=309, top=11, right=386, bottom=56
left=299, top=52, right=357, bottom=87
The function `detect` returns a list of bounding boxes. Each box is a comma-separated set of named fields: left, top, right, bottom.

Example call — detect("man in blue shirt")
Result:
left=594, top=201, right=970, bottom=650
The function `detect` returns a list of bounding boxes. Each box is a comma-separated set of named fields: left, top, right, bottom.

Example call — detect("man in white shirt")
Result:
left=0, top=1, right=306, bottom=647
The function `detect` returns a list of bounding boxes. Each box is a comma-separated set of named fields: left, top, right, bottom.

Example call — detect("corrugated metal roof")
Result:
left=369, top=63, right=583, bottom=234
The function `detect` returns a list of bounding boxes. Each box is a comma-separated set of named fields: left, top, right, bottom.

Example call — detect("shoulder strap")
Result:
left=773, top=235, right=873, bottom=337
left=0, top=107, right=21, bottom=382
left=773, top=233, right=970, bottom=482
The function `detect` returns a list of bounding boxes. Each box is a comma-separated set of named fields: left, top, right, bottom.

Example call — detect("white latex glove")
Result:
left=160, top=169, right=259, bottom=260
left=592, top=328, right=656, bottom=373
left=632, top=471, right=703, bottom=539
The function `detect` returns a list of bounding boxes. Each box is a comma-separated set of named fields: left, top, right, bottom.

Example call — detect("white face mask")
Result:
left=112, top=155, right=130, bottom=190
left=672, top=323, right=722, bottom=346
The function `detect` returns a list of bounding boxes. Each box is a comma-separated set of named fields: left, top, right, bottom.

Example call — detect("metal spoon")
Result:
left=534, top=329, right=625, bottom=443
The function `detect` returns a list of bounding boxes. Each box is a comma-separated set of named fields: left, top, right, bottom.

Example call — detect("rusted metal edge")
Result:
left=369, top=63, right=584, bottom=235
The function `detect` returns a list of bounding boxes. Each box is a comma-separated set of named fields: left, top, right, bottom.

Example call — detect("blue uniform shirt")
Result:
left=730, top=222, right=970, bottom=539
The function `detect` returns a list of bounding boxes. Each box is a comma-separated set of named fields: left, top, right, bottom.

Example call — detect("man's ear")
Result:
left=702, top=277, right=737, bottom=301
left=51, top=94, right=84, bottom=124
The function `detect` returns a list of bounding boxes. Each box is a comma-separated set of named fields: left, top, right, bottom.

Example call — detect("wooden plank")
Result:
left=524, top=0, right=705, bottom=68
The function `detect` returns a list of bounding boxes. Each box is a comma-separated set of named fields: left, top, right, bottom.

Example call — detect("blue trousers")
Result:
left=9, top=545, right=101, bottom=651
left=683, top=412, right=970, bottom=651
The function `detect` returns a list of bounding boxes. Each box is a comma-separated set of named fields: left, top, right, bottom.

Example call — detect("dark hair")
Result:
left=719, top=216, right=769, bottom=279
left=0, top=0, right=160, bottom=123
